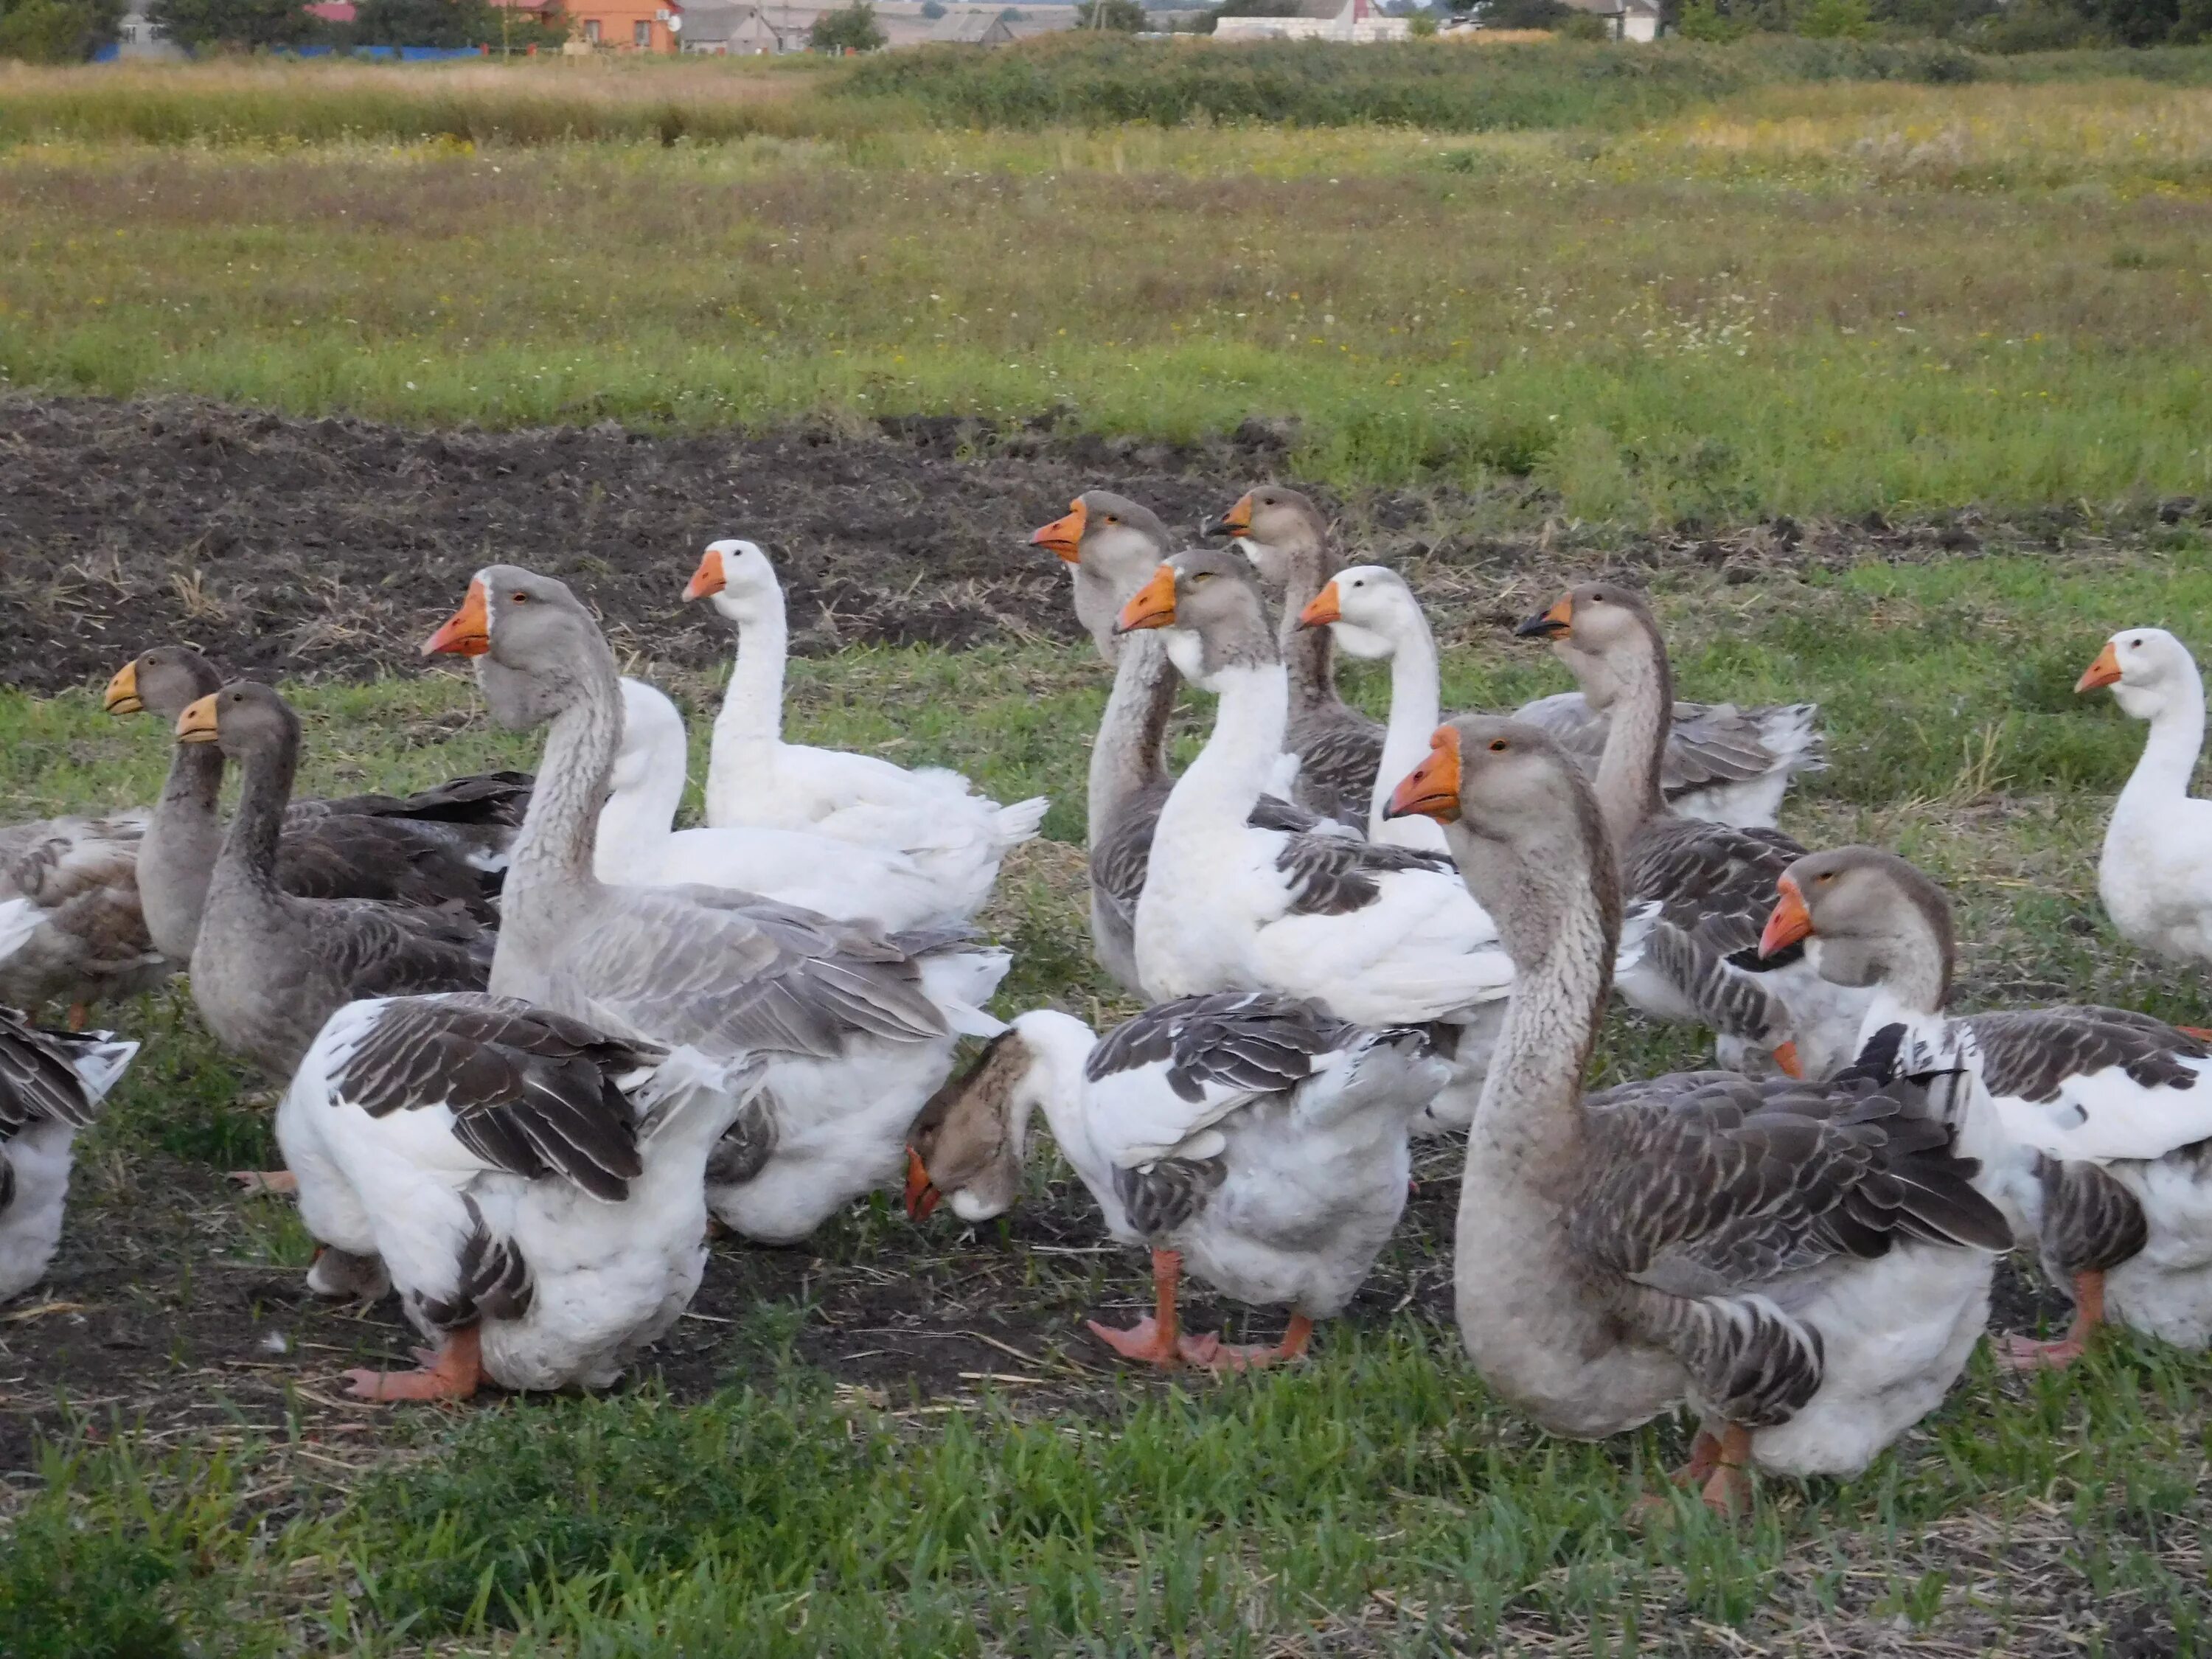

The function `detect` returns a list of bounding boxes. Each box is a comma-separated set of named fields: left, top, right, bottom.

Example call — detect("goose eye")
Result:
left=1488, top=737, right=1509, bottom=752
left=511, top=591, right=529, bottom=603
left=1816, top=872, right=1835, bottom=884
left=2130, top=639, right=2142, bottom=649
left=1103, top=515, right=1119, bottom=525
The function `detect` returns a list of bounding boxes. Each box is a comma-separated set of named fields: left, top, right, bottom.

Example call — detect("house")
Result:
left=928, top=8, right=1016, bottom=42
left=1213, top=0, right=1411, bottom=41
left=111, top=0, right=187, bottom=57
left=512, top=0, right=680, bottom=48
left=303, top=1, right=356, bottom=21
left=679, top=0, right=788, bottom=49
left=1557, top=0, right=1660, bottom=36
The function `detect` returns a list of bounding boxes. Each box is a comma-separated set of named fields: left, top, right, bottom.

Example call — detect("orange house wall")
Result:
left=569, top=1, right=680, bottom=49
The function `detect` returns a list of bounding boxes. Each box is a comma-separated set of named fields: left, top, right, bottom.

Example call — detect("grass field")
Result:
left=4, top=38, right=2212, bottom=1658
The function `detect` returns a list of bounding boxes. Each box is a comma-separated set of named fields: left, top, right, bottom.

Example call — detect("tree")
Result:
left=918, top=0, right=942, bottom=13
left=354, top=0, right=492, bottom=44
left=808, top=0, right=884, bottom=48
left=1406, top=4, right=1438, bottom=27
left=0, top=0, right=119, bottom=59
left=1674, top=0, right=1750, bottom=33
left=1796, top=0, right=1872, bottom=29
left=148, top=0, right=313, bottom=47
left=1074, top=0, right=1144, bottom=24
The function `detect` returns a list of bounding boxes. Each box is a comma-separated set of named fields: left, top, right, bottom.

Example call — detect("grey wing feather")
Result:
left=1516, top=694, right=1824, bottom=799
left=1960, top=1006, right=2208, bottom=1105
left=1274, top=833, right=1454, bottom=919
left=1286, top=708, right=1385, bottom=826
left=1091, top=784, right=1352, bottom=922
left=1626, top=817, right=1804, bottom=962
left=0, top=1009, right=108, bottom=1135
left=1087, top=990, right=1362, bottom=1102
left=316, top=902, right=495, bottom=1001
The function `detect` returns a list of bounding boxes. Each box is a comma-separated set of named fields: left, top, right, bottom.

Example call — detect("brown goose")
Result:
left=178, top=682, right=495, bottom=1082
left=0, top=813, right=167, bottom=1023
left=1517, top=583, right=1867, bottom=1079
left=105, top=646, right=523, bottom=962
left=1763, top=845, right=2212, bottom=1371
left=1389, top=714, right=2009, bottom=1513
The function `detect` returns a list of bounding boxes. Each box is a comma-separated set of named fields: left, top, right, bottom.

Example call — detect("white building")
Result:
left=1214, top=0, right=1411, bottom=41
left=113, top=2, right=187, bottom=58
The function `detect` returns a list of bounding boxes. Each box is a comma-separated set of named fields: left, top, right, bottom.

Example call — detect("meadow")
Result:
left=3, top=38, right=2212, bottom=1658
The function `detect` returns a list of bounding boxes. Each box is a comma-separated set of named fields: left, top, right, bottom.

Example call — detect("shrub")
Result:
left=810, top=0, right=886, bottom=49
left=0, top=0, right=116, bottom=59
left=1407, top=5, right=1438, bottom=27
left=920, top=0, right=943, bottom=14
left=1677, top=0, right=1752, bottom=38
left=148, top=0, right=315, bottom=47
left=1798, top=0, right=1874, bottom=34
left=1074, top=0, right=1146, bottom=25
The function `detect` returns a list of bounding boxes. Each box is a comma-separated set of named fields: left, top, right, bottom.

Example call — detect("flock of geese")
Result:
left=4, top=484, right=2212, bottom=1512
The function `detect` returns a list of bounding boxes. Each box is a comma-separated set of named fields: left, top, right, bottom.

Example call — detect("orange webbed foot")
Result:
left=342, top=1330, right=481, bottom=1403
left=229, top=1169, right=297, bottom=1196
left=1085, top=1315, right=1182, bottom=1368
left=1995, top=1332, right=2088, bottom=1371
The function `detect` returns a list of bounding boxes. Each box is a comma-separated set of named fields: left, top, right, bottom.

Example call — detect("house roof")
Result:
left=929, top=9, right=1009, bottom=38
left=682, top=0, right=783, bottom=35
left=304, top=1, right=355, bottom=19
left=1291, top=0, right=1358, bottom=16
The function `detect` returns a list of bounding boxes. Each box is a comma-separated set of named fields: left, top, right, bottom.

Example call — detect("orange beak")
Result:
left=904, top=1145, right=941, bottom=1221
left=1385, top=726, right=1463, bottom=823
left=1028, top=499, right=1087, bottom=565
left=1208, top=491, right=1255, bottom=538
left=175, top=691, right=220, bottom=745
left=1298, top=580, right=1343, bottom=631
left=102, top=660, right=142, bottom=716
left=1116, top=564, right=1178, bottom=634
left=1759, top=876, right=1815, bottom=960
left=422, top=578, right=491, bottom=658
left=1771, top=1041, right=1804, bottom=1080
left=1514, top=594, right=1574, bottom=641
left=684, top=547, right=727, bottom=603
left=2076, top=641, right=2123, bottom=694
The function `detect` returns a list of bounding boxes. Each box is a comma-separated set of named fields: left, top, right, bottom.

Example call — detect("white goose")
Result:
left=279, top=992, right=758, bottom=1401
left=597, top=679, right=963, bottom=932
left=1392, top=716, right=2010, bottom=1513
left=1119, top=551, right=1515, bottom=1127
left=684, top=539, right=1046, bottom=919
left=0, top=1009, right=138, bottom=1301
left=2077, top=627, right=2212, bottom=970
left=1764, top=845, right=2212, bottom=1369
left=425, top=566, right=1009, bottom=1245
left=906, top=995, right=1449, bottom=1371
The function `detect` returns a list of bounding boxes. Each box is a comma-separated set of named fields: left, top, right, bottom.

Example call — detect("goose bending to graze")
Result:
left=1206, top=487, right=1384, bottom=824
left=684, top=540, right=1046, bottom=919
left=427, top=566, right=1008, bottom=1243
left=1390, top=717, right=2011, bottom=1512
left=279, top=993, right=761, bottom=1401
left=1762, top=846, right=2212, bottom=1370
left=2076, top=628, right=2212, bottom=970
left=178, top=684, right=495, bottom=1082
left=908, top=995, right=1450, bottom=1371
left=0, top=813, right=167, bottom=1023
left=1519, top=584, right=1868, bottom=1079
left=598, top=679, right=966, bottom=932
left=105, top=647, right=518, bottom=962
left=1028, top=490, right=1180, bottom=663
left=0, top=1009, right=137, bottom=1300
left=1119, top=552, right=1512, bottom=1128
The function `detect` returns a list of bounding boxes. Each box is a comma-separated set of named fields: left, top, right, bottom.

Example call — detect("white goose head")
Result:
left=684, top=538, right=782, bottom=629
left=2079, top=627, right=2200, bottom=725
left=1296, top=563, right=1418, bottom=662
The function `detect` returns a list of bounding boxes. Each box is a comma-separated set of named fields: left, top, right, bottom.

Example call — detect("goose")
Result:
left=1388, top=714, right=2011, bottom=1512
left=1206, top=488, right=1382, bottom=824
left=1026, top=490, right=1180, bottom=663
left=1517, top=583, right=1868, bottom=1079
left=104, top=646, right=516, bottom=962
left=0, top=1009, right=138, bottom=1300
left=178, top=682, right=496, bottom=1082
left=425, top=566, right=1009, bottom=1243
left=684, top=539, right=1046, bottom=919
left=1761, top=845, right=2212, bottom=1369
left=597, top=678, right=967, bottom=932
left=2076, top=627, right=2212, bottom=970
left=0, top=813, right=167, bottom=1024
left=1117, top=551, right=1514, bottom=1126
left=279, top=992, right=760, bottom=1401
left=906, top=995, right=1450, bottom=1371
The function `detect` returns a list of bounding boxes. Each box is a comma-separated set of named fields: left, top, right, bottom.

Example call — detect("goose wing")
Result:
left=315, top=900, right=495, bottom=1000
left=304, top=771, right=533, bottom=828
left=1961, top=1006, right=2212, bottom=1161
left=1627, top=817, right=1805, bottom=962
left=1287, top=708, right=1385, bottom=825
left=0, top=1009, right=133, bottom=1135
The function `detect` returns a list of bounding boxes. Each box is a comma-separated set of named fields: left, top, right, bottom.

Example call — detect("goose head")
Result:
left=682, top=538, right=782, bottom=629
left=1297, top=563, right=1416, bottom=662
left=1113, top=548, right=1279, bottom=692
left=1207, top=486, right=1330, bottom=591
left=2078, top=627, right=2199, bottom=724
left=424, top=565, right=612, bottom=731
left=904, top=1027, right=1034, bottom=1223
left=1027, top=490, right=1173, bottom=663
left=105, top=645, right=222, bottom=722
left=1387, top=713, right=1620, bottom=964
left=612, top=678, right=689, bottom=800
left=1514, top=582, right=1662, bottom=711
left=173, top=679, right=299, bottom=764
left=1761, top=846, right=1955, bottom=1013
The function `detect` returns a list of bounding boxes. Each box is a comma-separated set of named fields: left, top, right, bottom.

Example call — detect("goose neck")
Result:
left=1589, top=640, right=1671, bottom=854
left=216, top=739, right=296, bottom=901
left=1158, top=663, right=1287, bottom=839
left=506, top=655, right=621, bottom=903
left=2119, top=667, right=2206, bottom=812
left=710, top=591, right=788, bottom=779
left=1088, top=630, right=1178, bottom=855
left=1276, top=540, right=1340, bottom=712
left=1370, top=614, right=1443, bottom=840
left=1012, top=1013, right=1107, bottom=1186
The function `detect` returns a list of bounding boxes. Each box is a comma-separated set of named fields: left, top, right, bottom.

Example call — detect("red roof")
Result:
left=304, top=1, right=355, bottom=18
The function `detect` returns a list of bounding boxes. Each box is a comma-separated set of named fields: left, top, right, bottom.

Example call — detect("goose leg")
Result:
left=1087, top=1249, right=1186, bottom=1368
left=229, top=1170, right=298, bottom=1196
left=65, top=1004, right=88, bottom=1032
left=1669, top=1427, right=1724, bottom=1488
left=1697, top=1423, right=1754, bottom=1516
left=1996, top=1270, right=2105, bottom=1371
left=344, top=1326, right=483, bottom=1403
left=1181, top=1313, right=1315, bottom=1374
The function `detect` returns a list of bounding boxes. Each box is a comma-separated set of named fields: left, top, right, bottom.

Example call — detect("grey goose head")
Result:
left=173, top=678, right=300, bottom=765
left=1207, top=484, right=1331, bottom=590
left=1028, top=490, right=1175, bottom=663
left=423, top=564, right=612, bottom=732
left=1514, top=582, right=1664, bottom=711
left=905, top=1027, right=1032, bottom=1225
left=105, top=645, right=223, bottom=724
left=1113, top=547, right=1280, bottom=692
left=1761, top=845, right=1955, bottom=1012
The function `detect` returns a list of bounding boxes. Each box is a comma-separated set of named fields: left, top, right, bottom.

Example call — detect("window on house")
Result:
left=120, top=21, right=137, bottom=38
left=633, top=18, right=650, bottom=42
left=582, top=17, right=600, bottom=38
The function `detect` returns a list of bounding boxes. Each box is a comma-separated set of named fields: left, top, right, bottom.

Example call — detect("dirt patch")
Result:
left=0, top=395, right=2170, bottom=695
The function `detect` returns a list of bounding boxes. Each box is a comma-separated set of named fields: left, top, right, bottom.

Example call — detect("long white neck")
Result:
left=709, top=588, right=788, bottom=790
left=2118, top=665, right=2207, bottom=816
left=1589, top=639, right=1670, bottom=855
left=593, top=750, right=683, bottom=884
left=1088, top=630, right=1177, bottom=855
left=1008, top=1012, right=1115, bottom=1206
left=1368, top=612, right=1444, bottom=849
left=1155, top=663, right=1287, bottom=854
